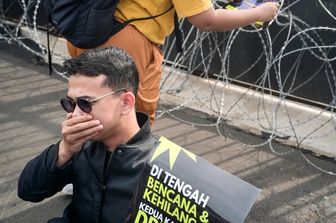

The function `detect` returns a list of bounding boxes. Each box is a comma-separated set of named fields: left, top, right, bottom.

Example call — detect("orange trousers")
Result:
left=67, top=24, right=163, bottom=126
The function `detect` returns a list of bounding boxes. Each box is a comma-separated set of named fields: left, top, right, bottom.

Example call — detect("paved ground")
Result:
left=0, top=43, right=336, bottom=223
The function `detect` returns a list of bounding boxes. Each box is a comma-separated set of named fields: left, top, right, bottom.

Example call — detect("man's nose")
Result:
left=72, top=105, right=85, bottom=117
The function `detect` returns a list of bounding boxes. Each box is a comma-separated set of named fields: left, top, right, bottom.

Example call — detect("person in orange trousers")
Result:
left=67, top=0, right=280, bottom=126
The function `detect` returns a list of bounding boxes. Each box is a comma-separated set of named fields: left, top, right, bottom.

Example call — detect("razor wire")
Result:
left=0, top=0, right=335, bottom=175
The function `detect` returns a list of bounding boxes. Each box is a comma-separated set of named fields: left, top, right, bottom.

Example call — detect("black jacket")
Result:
left=18, top=112, right=160, bottom=223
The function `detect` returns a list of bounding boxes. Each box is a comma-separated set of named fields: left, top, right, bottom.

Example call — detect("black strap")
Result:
left=109, top=5, right=175, bottom=44
left=46, top=24, right=53, bottom=76
left=125, top=5, right=174, bottom=24
left=122, top=5, right=183, bottom=53
left=173, top=12, right=183, bottom=53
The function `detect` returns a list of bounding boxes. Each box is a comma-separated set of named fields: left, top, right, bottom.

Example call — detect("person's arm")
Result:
left=17, top=142, right=72, bottom=202
left=18, top=113, right=102, bottom=202
left=187, top=2, right=279, bottom=32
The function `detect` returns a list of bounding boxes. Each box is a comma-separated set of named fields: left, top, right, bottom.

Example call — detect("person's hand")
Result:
left=57, top=113, right=103, bottom=166
left=255, top=2, right=280, bottom=22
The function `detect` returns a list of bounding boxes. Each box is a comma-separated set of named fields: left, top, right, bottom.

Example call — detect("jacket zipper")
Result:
left=98, top=150, right=114, bottom=223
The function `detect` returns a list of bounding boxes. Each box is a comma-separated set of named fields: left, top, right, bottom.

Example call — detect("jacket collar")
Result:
left=120, top=112, right=151, bottom=148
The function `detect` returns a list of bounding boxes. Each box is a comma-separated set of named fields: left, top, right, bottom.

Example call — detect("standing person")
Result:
left=67, top=0, right=280, bottom=126
left=18, top=46, right=160, bottom=223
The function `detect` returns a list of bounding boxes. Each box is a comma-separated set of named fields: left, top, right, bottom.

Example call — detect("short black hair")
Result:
left=63, top=46, right=139, bottom=95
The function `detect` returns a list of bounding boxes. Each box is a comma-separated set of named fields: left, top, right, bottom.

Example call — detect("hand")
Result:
left=57, top=113, right=103, bottom=166
left=255, top=2, right=280, bottom=22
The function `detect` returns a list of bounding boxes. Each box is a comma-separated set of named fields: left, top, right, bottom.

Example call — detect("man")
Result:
left=67, top=0, right=280, bottom=125
left=18, top=46, right=160, bottom=223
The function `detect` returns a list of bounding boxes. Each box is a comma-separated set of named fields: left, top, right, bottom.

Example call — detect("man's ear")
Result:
left=121, top=92, right=135, bottom=115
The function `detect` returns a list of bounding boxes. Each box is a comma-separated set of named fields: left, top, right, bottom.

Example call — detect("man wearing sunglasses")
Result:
left=18, top=46, right=160, bottom=223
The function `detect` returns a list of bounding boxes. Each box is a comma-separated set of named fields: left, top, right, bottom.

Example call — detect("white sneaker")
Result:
left=62, top=184, right=73, bottom=195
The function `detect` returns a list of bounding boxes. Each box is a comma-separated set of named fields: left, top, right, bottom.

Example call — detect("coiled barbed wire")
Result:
left=0, top=0, right=335, bottom=175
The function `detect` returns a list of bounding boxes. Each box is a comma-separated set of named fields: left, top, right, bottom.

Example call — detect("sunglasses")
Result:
left=60, top=88, right=127, bottom=113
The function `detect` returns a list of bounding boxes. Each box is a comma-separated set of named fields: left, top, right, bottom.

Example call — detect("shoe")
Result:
left=62, top=184, right=73, bottom=195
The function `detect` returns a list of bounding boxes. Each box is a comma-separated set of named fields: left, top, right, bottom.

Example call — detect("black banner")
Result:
left=126, top=137, right=261, bottom=223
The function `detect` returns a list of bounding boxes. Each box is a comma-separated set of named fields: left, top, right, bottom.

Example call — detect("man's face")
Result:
left=66, top=74, right=123, bottom=141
